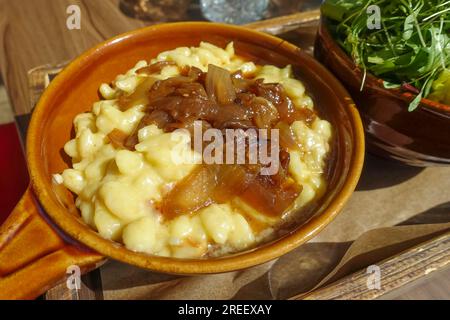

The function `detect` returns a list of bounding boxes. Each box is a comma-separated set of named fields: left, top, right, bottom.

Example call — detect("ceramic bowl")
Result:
left=315, top=18, right=450, bottom=166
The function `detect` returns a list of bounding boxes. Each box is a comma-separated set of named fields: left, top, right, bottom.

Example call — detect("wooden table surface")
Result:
left=1, top=0, right=448, bottom=300
left=0, top=0, right=319, bottom=115
left=0, top=0, right=147, bottom=115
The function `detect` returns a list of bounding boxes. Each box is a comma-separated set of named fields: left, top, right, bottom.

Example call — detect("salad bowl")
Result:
left=315, top=18, right=450, bottom=166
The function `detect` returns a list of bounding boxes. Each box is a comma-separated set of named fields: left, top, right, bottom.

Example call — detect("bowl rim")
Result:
left=27, top=21, right=365, bottom=274
left=319, top=18, right=450, bottom=114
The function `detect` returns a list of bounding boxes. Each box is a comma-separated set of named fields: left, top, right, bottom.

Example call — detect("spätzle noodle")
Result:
left=59, top=42, right=332, bottom=258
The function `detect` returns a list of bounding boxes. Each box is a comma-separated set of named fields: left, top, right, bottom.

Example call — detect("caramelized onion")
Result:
left=115, top=63, right=317, bottom=219
left=249, top=97, right=279, bottom=129
left=212, top=164, right=257, bottom=203
left=240, top=176, right=302, bottom=217
left=174, top=82, right=208, bottom=99
left=205, top=64, right=236, bottom=105
left=161, top=165, right=218, bottom=219
left=136, top=61, right=176, bottom=75
left=148, top=96, right=216, bottom=124
left=209, top=103, right=251, bottom=129
left=147, top=76, right=194, bottom=102
left=292, top=107, right=317, bottom=125
left=123, top=113, right=165, bottom=150
left=118, top=77, right=157, bottom=111
left=180, top=66, right=204, bottom=81
left=275, top=122, right=299, bottom=151
left=231, top=70, right=251, bottom=94
left=250, top=81, right=298, bottom=124
left=146, top=110, right=173, bottom=128
left=161, top=164, right=258, bottom=219
left=107, top=129, right=130, bottom=150
left=271, top=149, right=290, bottom=185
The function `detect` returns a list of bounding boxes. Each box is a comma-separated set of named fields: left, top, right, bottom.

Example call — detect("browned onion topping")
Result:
left=136, top=61, right=176, bottom=75
left=107, top=129, right=130, bottom=150
left=205, top=64, right=237, bottom=105
left=118, top=77, right=157, bottom=111
left=276, top=121, right=300, bottom=151
left=116, top=64, right=318, bottom=219
left=240, top=175, right=302, bottom=217
left=160, top=165, right=217, bottom=219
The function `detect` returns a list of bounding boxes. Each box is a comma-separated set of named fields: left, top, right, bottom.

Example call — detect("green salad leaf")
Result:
left=321, top=0, right=450, bottom=111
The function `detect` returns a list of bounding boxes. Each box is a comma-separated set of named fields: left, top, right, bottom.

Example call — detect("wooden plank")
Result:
left=245, top=9, right=320, bottom=34
left=0, top=0, right=146, bottom=116
left=44, top=269, right=103, bottom=300
left=294, top=232, right=450, bottom=300
left=383, top=266, right=450, bottom=300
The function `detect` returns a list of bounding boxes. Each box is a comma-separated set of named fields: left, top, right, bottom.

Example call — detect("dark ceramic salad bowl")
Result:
left=315, top=18, right=450, bottom=166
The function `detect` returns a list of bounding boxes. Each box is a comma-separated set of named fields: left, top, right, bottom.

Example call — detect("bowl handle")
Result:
left=0, top=186, right=105, bottom=299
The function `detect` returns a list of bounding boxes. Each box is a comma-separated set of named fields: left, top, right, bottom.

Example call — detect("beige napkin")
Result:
left=99, top=154, right=450, bottom=299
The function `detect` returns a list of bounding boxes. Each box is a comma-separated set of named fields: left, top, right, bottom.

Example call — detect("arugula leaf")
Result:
left=403, top=14, right=415, bottom=40
left=322, top=0, right=450, bottom=111
left=383, top=81, right=401, bottom=89
left=408, top=91, right=423, bottom=111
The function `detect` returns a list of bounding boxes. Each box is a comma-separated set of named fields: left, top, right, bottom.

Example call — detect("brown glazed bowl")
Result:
left=315, top=19, right=450, bottom=166
left=0, top=22, right=364, bottom=299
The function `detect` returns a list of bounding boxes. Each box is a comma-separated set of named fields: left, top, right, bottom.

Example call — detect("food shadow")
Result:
left=356, top=153, right=424, bottom=191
